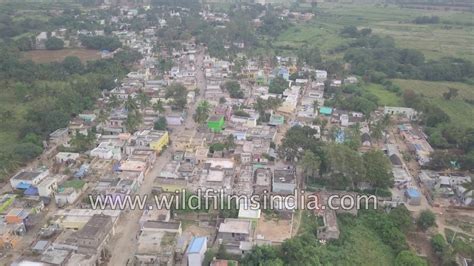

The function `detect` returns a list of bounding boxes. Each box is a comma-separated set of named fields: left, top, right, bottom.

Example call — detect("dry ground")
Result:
left=21, top=48, right=101, bottom=63
left=255, top=214, right=292, bottom=243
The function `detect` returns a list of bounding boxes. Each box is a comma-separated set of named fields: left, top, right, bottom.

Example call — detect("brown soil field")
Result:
left=21, top=48, right=101, bottom=63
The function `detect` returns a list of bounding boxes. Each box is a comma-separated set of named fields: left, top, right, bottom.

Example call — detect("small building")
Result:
left=208, top=115, right=225, bottom=133
left=72, top=214, right=113, bottom=255
left=37, top=176, right=59, bottom=198
left=49, top=128, right=69, bottom=145
left=316, top=210, right=340, bottom=240
left=384, top=106, right=418, bottom=121
left=55, top=152, right=80, bottom=164
left=405, top=187, right=421, bottom=206
left=272, top=168, right=296, bottom=194
left=186, top=236, right=207, bottom=266
left=129, top=130, right=170, bottom=153
left=268, top=114, right=284, bottom=126
left=5, top=208, right=29, bottom=225
left=218, top=218, right=252, bottom=243
left=361, top=133, right=371, bottom=147
left=319, top=107, right=333, bottom=116
left=166, top=114, right=184, bottom=126
left=10, top=169, right=50, bottom=190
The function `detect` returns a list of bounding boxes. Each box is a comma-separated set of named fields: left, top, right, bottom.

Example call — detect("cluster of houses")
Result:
left=5, top=3, right=472, bottom=265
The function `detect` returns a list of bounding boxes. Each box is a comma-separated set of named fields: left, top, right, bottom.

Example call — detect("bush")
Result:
left=45, top=37, right=64, bottom=50
left=417, top=210, right=436, bottom=231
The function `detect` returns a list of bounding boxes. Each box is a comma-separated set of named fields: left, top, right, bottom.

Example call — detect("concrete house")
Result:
left=10, top=169, right=49, bottom=190
left=384, top=106, right=418, bottom=121
left=72, top=214, right=113, bottom=255
left=272, top=168, right=297, bottom=194
left=186, top=236, right=207, bottom=266
left=218, top=219, right=252, bottom=243
left=37, top=176, right=59, bottom=198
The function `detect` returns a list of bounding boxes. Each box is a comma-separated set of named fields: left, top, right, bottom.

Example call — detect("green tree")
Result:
left=152, top=99, right=165, bottom=113
left=194, top=100, right=211, bottom=124
left=299, top=150, right=321, bottom=184
left=297, top=46, right=322, bottom=68
left=269, top=76, right=289, bottom=94
left=70, top=131, right=95, bottom=152
left=165, top=83, right=188, bottom=110
left=13, top=143, right=43, bottom=161
left=222, top=80, right=244, bottom=98
left=45, top=37, right=64, bottom=50
left=108, top=94, right=122, bottom=109
left=394, top=250, right=428, bottom=266
left=125, top=95, right=138, bottom=111
left=136, top=92, right=151, bottom=110
left=125, top=109, right=142, bottom=133
left=417, top=210, right=436, bottom=231
left=431, top=234, right=447, bottom=254
left=389, top=205, right=413, bottom=233
left=154, top=116, right=167, bottom=130
left=62, top=56, right=84, bottom=74
left=362, top=150, right=393, bottom=188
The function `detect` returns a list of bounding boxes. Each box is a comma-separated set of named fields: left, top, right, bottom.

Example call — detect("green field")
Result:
left=275, top=3, right=474, bottom=61
left=392, top=79, right=474, bottom=100
left=364, top=83, right=403, bottom=106
left=357, top=79, right=474, bottom=128
left=274, top=21, right=346, bottom=58
left=0, top=88, right=29, bottom=164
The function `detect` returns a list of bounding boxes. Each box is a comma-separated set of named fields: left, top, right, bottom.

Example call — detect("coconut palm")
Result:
left=152, top=99, right=165, bottom=113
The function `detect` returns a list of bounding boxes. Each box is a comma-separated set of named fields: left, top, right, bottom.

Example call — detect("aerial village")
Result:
left=0, top=3, right=472, bottom=266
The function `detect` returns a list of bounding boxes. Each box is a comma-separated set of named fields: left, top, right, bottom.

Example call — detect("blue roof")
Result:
left=16, top=182, right=31, bottom=190
left=335, top=130, right=345, bottom=144
left=24, top=186, right=38, bottom=196
left=406, top=188, right=421, bottom=198
left=187, top=237, right=206, bottom=254
left=112, top=162, right=121, bottom=172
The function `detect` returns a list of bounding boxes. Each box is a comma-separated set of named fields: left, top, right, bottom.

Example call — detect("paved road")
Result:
left=107, top=48, right=207, bottom=266
left=107, top=148, right=171, bottom=265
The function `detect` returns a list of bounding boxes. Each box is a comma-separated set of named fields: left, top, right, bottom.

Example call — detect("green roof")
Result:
left=319, top=107, right=333, bottom=115
left=62, top=180, right=86, bottom=189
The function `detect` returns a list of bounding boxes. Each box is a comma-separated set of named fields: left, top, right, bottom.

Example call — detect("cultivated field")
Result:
left=355, top=78, right=474, bottom=128
left=275, top=3, right=474, bottom=61
left=21, top=48, right=101, bottom=63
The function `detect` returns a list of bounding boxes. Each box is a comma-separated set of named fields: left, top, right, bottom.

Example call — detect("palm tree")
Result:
left=299, top=150, right=321, bottom=185
left=461, top=180, right=474, bottom=195
left=152, top=99, right=165, bottom=113
left=194, top=101, right=211, bottom=124
left=97, top=109, right=109, bottom=125
left=136, top=92, right=150, bottom=110
left=124, top=95, right=138, bottom=111
left=312, top=100, right=319, bottom=113
left=108, top=94, right=122, bottom=109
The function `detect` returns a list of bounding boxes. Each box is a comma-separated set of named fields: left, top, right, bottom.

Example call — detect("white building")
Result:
left=384, top=106, right=418, bottom=121
left=90, top=142, right=122, bottom=160
left=186, top=237, right=207, bottom=266
left=37, top=176, right=59, bottom=197
left=315, top=70, right=327, bottom=82
left=10, top=169, right=50, bottom=189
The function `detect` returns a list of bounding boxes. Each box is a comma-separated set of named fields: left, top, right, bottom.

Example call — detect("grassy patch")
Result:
left=314, top=3, right=474, bottom=61
left=274, top=20, right=346, bottom=57
left=21, top=48, right=101, bottom=63
left=392, top=79, right=474, bottom=128
left=363, top=83, right=402, bottom=106
left=62, top=179, right=86, bottom=190
left=445, top=228, right=474, bottom=258
left=392, top=79, right=474, bottom=100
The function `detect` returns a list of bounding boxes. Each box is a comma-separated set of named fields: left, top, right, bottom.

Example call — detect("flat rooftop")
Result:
left=12, top=171, right=42, bottom=181
left=218, top=218, right=251, bottom=234
left=143, top=221, right=181, bottom=230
